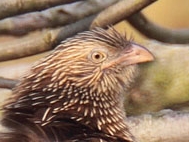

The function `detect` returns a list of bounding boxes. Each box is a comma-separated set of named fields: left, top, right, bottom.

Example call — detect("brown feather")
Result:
left=1, top=27, right=153, bottom=142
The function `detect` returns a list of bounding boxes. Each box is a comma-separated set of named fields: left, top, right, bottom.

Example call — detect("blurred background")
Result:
left=144, top=0, right=189, bottom=28
left=116, top=0, right=189, bottom=41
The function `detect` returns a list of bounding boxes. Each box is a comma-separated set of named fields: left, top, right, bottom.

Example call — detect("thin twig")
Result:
left=0, top=15, right=96, bottom=61
left=0, top=0, right=118, bottom=35
left=128, top=13, right=189, bottom=44
left=0, top=77, right=19, bottom=89
left=0, top=0, right=81, bottom=20
left=90, top=0, right=157, bottom=29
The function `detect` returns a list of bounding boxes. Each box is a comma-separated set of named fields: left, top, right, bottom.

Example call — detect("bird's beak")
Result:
left=119, top=43, right=154, bottom=66
left=102, top=43, right=154, bottom=70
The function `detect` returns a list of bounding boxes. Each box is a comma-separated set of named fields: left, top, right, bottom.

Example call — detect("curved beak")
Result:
left=120, top=43, right=155, bottom=65
left=102, top=43, right=154, bottom=70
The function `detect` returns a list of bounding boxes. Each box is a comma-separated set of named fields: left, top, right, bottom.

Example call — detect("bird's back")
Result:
left=1, top=112, right=129, bottom=142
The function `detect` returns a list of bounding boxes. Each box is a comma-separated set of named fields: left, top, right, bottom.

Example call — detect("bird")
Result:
left=0, top=27, right=154, bottom=142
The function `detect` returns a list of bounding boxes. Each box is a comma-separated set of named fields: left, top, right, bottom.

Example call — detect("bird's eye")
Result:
left=90, top=51, right=107, bottom=63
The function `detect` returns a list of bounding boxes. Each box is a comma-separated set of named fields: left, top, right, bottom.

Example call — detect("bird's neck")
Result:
left=66, top=88, right=134, bottom=141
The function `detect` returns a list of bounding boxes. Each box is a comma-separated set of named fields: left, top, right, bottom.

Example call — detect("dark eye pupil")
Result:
left=95, top=54, right=100, bottom=59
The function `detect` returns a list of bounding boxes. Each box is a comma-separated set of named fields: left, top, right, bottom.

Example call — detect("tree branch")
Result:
left=127, top=13, right=189, bottom=44
left=90, top=0, right=157, bottom=29
left=0, top=0, right=159, bottom=62
left=0, top=0, right=118, bottom=35
left=0, top=15, right=96, bottom=61
left=0, top=0, right=80, bottom=20
left=0, top=77, right=18, bottom=89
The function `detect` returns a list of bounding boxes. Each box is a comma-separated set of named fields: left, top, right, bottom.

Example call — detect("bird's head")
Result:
left=29, top=27, right=154, bottom=96
left=5, top=27, right=154, bottom=141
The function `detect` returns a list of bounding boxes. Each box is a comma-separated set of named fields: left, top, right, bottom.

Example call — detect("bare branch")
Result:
left=127, top=13, right=189, bottom=44
left=0, top=15, right=96, bottom=61
left=0, top=0, right=118, bottom=35
left=0, top=77, right=18, bottom=89
left=0, top=0, right=81, bottom=20
left=90, top=0, right=157, bottom=29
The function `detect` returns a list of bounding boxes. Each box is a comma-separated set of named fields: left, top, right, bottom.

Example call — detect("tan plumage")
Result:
left=1, top=27, right=154, bottom=142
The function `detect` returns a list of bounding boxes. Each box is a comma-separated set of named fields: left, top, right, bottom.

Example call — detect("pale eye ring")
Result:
left=90, top=51, right=107, bottom=63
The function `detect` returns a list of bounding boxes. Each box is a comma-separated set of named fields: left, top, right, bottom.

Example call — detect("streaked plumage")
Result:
left=0, top=27, right=154, bottom=142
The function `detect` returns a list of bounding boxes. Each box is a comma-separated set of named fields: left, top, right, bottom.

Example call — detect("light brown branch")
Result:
left=0, top=15, right=96, bottom=61
left=90, top=0, right=157, bottom=29
left=127, top=13, right=189, bottom=44
left=0, top=0, right=118, bottom=35
left=0, top=0, right=80, bottom=20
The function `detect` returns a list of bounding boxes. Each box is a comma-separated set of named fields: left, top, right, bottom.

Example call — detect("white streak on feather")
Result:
left=84, top=108, right=88, bottom=116
left=42, top=107, right=51, bottom=121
